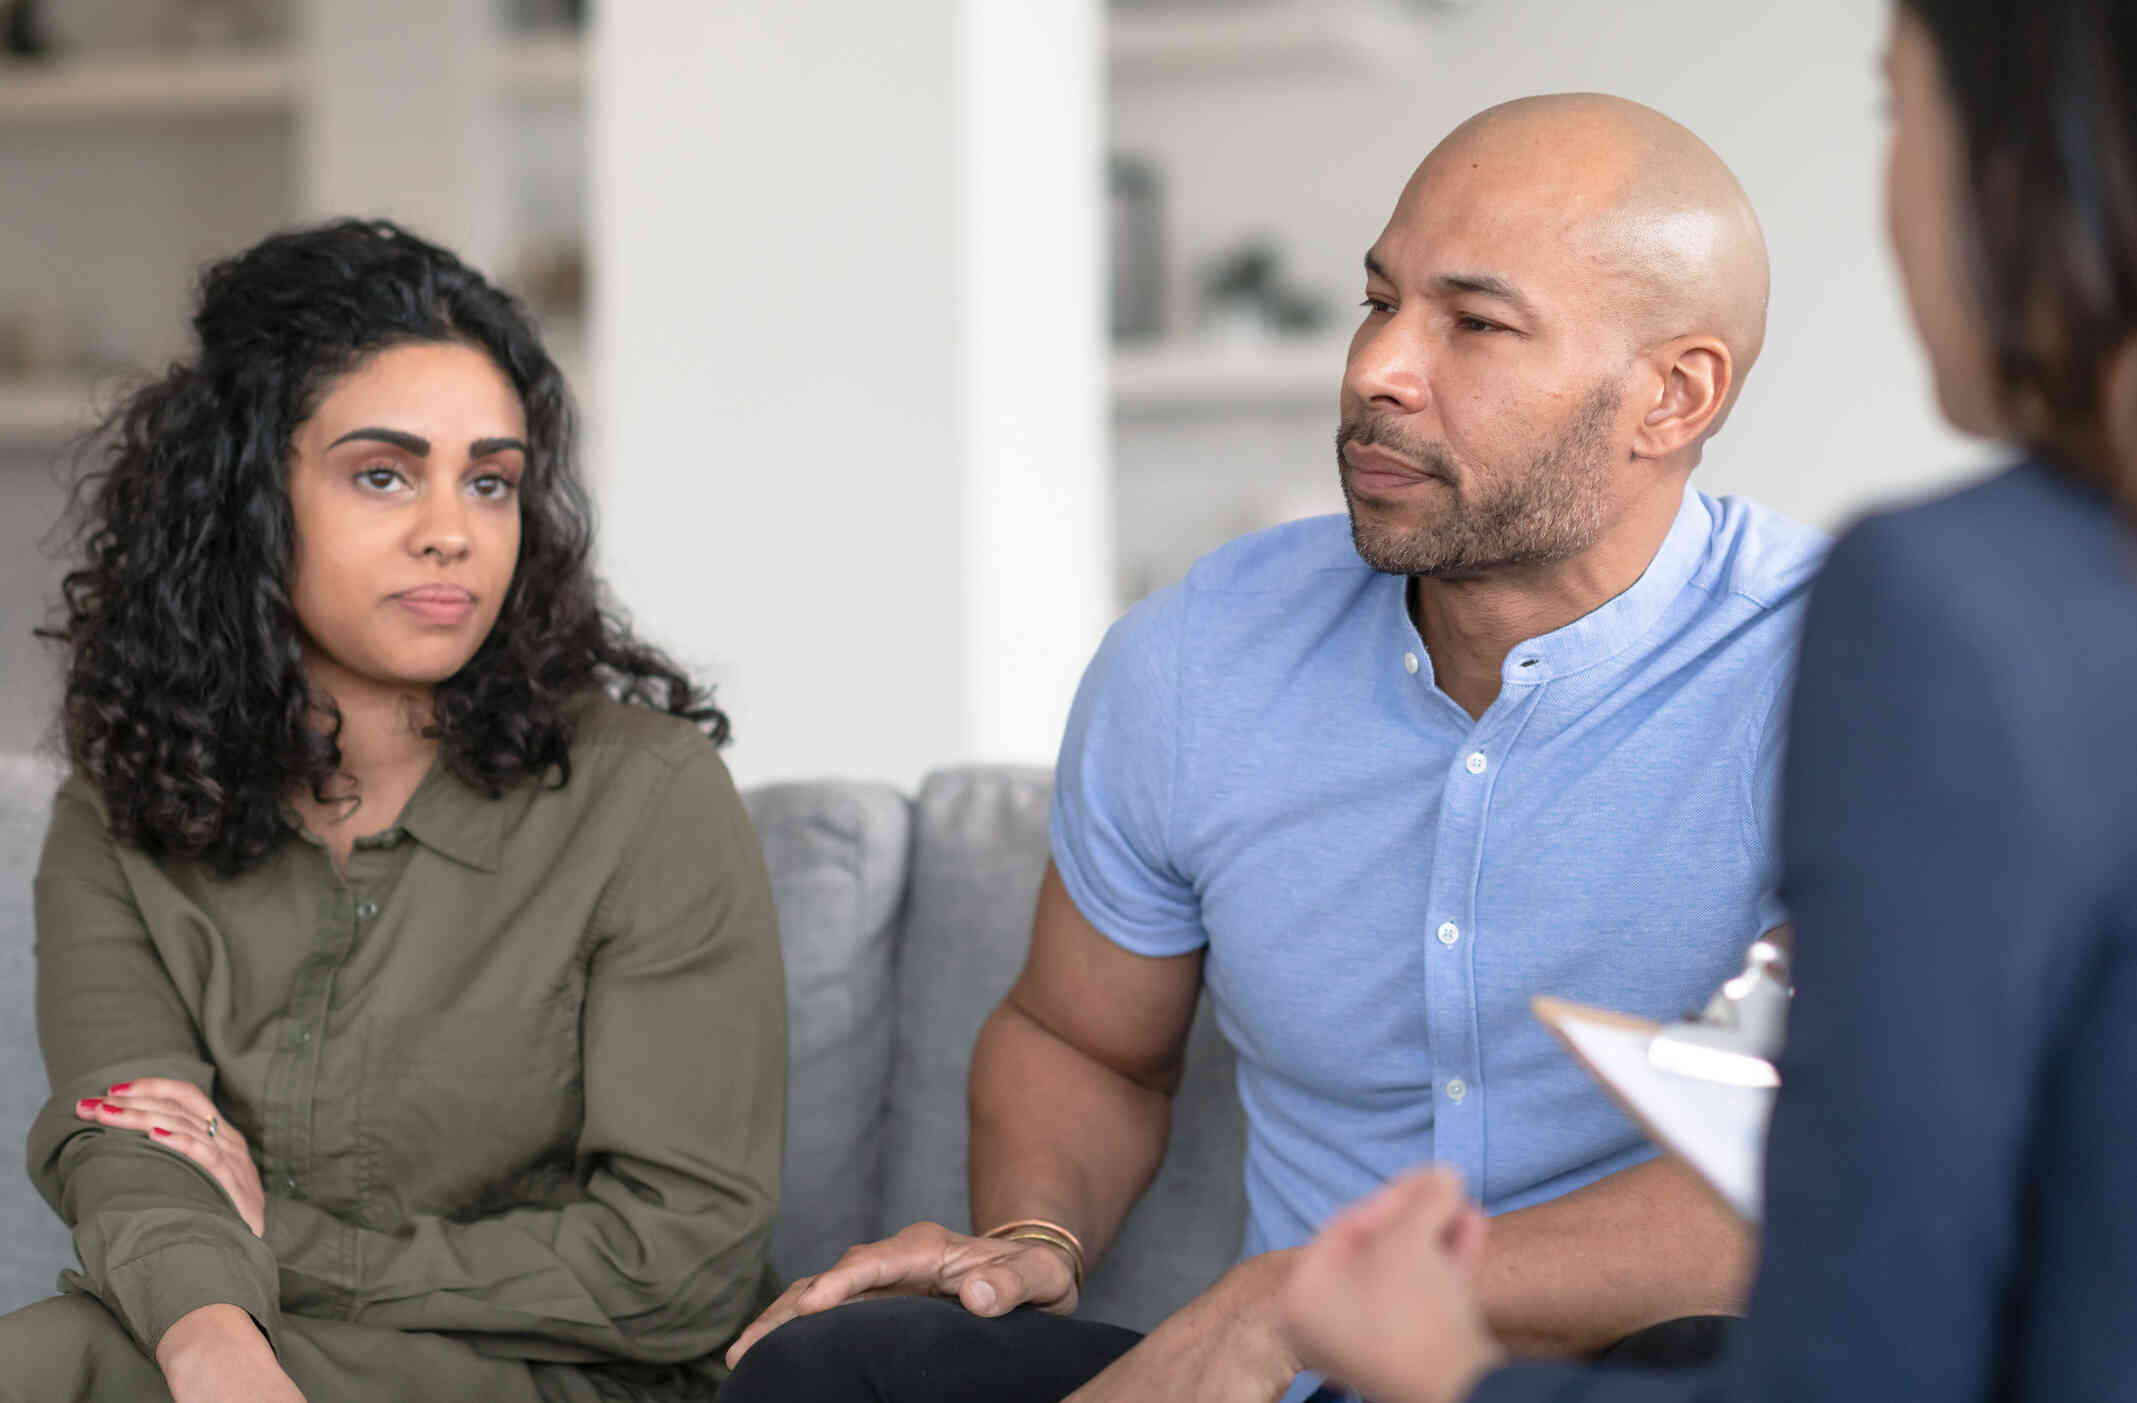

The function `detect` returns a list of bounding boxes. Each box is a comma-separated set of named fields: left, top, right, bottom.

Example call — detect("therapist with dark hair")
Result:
left=1275, top=2, right=2137, bottom=1401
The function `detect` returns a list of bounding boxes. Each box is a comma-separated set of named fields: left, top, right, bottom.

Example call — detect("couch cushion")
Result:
left=879, top=767, right=1246, bottom=1333
left=0, top=753, right=73, bottom=1315
left=743, top=780, right=910, bottom=1285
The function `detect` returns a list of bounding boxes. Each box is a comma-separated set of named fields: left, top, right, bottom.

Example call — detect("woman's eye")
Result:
left=471, top=473, right=518, bottom=500
left=357, top=465, right=404, bottom=491
left=1360, top=296, right=1394, bottom=315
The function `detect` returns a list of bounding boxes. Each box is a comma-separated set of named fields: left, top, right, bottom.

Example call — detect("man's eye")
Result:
left=1360, top=296, right=1394, bottom=315
left=1456, top=316, right=1503, bottom=333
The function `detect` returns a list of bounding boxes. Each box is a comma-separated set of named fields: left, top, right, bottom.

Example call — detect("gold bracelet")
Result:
left=982, top=1217, right=1087, bottom=1290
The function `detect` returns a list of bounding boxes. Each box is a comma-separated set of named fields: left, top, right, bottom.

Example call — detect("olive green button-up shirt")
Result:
left=26, top=696, right=786, bottom=1384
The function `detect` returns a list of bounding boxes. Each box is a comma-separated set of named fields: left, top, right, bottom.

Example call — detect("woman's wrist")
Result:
left=156, top=1303, right=273, bottom=1383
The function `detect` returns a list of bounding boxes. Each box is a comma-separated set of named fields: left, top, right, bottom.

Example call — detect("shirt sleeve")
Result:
left=27, top=777, right=286, bottom=1355
left=1468, top=512, right=2095, bottom=1403
left=1048, top=582, right=1206, bottom=956
left=262, top=744, right=787, bottom=1370
left=1745, top=653, right=1795, bottom=939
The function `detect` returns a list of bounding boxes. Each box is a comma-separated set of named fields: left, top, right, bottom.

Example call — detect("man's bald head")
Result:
left=1341, top=95, right=1773, bottom=580
left=1401, top=93, right=1770, bottom=436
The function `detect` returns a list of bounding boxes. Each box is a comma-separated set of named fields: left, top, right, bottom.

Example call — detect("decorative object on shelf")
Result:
left=508, top=0, right=585, bottom=32
left=1109, top=154, right=1165, bottom=344
left=3, top=0, right=52, bottom=59
left=153, top=0, right=282, bottom=51
left=1197, top=238, right=1329, bottom=344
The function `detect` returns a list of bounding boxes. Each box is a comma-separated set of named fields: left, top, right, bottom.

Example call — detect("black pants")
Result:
left=719, top=1296, right=1733, bottom=1402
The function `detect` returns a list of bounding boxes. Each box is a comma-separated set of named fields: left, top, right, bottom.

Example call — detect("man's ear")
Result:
left=1631, top=335, right=1734, bottom=459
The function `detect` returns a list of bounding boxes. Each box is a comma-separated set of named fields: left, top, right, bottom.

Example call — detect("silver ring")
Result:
left=205, top=1116, right=218, bottom=1140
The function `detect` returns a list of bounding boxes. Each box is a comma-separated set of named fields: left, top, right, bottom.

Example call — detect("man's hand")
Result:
left=1062, top=1251, right=1301, bottom=1403
left=1279, top=1169, right=1505, bottom=1403
left=725, top=1220, right=1079, bottom=1367
left=79, top=1078, right=266, bottom=1236
left=157, top=1304, right=307, bottom=1403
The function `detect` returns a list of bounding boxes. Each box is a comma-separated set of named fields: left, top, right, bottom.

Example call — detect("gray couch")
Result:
left=0, top=756, right=1246, bottom=1334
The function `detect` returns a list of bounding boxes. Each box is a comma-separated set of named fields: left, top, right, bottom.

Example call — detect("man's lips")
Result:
left=1342, top=442, right=1442, bottom=495
left=391, top=585, right=476, bottom=624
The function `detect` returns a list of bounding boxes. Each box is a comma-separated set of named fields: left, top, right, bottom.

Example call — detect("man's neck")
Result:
left=1410, top=480, right=1686, bottom=721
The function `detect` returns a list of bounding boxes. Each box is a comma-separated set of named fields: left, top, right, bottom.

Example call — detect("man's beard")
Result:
left=1338, top=382, right=1621, bottom=579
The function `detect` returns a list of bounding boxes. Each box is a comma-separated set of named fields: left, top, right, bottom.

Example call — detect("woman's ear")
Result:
left=1630, top=335, right=1734, bottom=461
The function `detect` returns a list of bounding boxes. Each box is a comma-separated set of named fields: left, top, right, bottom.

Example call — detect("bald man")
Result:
left=722, top=95, right=1826, bottom=1403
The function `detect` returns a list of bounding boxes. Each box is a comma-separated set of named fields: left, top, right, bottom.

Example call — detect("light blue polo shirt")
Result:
left=1051, top=484, right=1826, bottom=1279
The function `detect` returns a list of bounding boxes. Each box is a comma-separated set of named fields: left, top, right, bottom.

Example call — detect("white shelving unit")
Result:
left=1107, top=0, right=1421, bottom=78
left=1112, top=335, right=1348, bottom=415
left=0, top=50, right=295, bottom=121
left=0, top=376, right=100, bottom=444
left=0, top=26, right=588, bottom=448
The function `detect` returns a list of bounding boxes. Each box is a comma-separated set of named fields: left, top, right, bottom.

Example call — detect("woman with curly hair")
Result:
left=5, top=219, right=786, bottom=1402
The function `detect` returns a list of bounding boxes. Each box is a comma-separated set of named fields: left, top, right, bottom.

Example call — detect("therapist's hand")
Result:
left=1279, top=1168, right=1506, bottom=1403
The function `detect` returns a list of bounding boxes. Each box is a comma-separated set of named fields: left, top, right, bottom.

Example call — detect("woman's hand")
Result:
left=77, top=1078, right=267, bottom=1237
left=157, top=1304, right=307, bottom=1403
left=1279, top=1168, right=1505, bottom=1403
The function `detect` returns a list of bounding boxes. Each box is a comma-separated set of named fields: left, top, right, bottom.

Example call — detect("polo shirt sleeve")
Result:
left=28, top=777, right=285, bottom=1357
left=1049, top=582, right=1206, bottom=956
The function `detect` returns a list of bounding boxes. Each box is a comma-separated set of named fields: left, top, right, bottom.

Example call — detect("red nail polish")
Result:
left=106, top=1082, right=132, bottom=1094
left=98, top=1100, right=123, bottom=1113
left=152, top=1127, right=172, bottom=1138
left=76, top=1098, right=97, bottom=1112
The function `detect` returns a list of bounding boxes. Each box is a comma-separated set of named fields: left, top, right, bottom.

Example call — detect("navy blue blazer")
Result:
left=1472, top=463, right=2137, bottom=1402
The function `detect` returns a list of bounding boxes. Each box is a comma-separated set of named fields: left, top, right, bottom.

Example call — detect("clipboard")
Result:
left=1532, top=995, right=1776, bottom=1223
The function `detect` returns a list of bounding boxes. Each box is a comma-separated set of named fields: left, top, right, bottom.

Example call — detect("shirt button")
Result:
left=1446, top=1078, right=1469, bottom=1103
left=356, top=901, right=379, bottom=921
left=296, top=1028, right=311, bottom=1045
left=284, top=1175, right=298, bottom=1192
left=1437, top=921, right=1460, bottom=946
left=1465, top=751, right=1488, bottom=775
left=1403, top=651, right=1420, bottom=675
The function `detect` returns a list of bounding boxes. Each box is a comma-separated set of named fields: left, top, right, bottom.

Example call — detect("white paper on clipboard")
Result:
left=1532, top=996, right=1777, bottom=1223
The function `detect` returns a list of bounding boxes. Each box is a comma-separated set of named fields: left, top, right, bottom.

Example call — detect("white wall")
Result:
left=1111, top=0, right=1999, bottom=596
left=593, top=0, right=1109, bottom=791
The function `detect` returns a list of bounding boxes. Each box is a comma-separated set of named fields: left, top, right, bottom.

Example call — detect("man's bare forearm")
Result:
left=1478, top=1156, right=1754, bottom=1356
left=967, top=996, right=1175, bottom=1267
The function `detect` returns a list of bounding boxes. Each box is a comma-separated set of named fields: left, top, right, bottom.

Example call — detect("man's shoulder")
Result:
left=1104, top=515, right=1378, bottom=665
left=1692, top=492, right=1832, bottom=617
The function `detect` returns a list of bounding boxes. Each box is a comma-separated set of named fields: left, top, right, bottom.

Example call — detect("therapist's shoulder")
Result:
left=1819, top=464, right=2122, bottom=640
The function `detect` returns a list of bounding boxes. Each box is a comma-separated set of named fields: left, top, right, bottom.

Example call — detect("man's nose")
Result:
left=1343, top=316, right=1431, bottom=415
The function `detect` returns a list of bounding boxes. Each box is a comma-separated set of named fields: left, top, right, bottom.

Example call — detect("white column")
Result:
left=591, top=0, right=1109, bottom=791
left=293, top=0, right=506, bottom=272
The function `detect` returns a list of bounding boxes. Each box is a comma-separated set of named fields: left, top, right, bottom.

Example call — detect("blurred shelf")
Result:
left=1111, top=336, right=1350, bottom=415
left=1107, top=0, right=1421, bottom=79
left=0, top=33, right=581, bottom=123
left=0, top=50, right=294, bottom=121
left=0, top=376, right=99, bottom=444
left=492, top=30, right=584, bottom=103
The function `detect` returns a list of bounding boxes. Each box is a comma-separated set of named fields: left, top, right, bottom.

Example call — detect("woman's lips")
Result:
left=391, top=585, right=475, bottom=624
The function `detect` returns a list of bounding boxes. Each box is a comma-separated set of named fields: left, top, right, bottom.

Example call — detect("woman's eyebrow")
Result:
left=328, top=427, right=430, bottom=455
left=469, top=436, right=529, bottom=458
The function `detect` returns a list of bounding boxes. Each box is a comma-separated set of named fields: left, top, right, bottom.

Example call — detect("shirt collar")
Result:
left=1505, top=484, right=1711, bottom=682
left=392, top=759, right=508, bottom=872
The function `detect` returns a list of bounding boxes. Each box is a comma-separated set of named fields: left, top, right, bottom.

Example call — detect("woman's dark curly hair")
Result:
left=1904, top=0, right=2137, bottom=518
left=43, top=218, right=727, bottom=875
